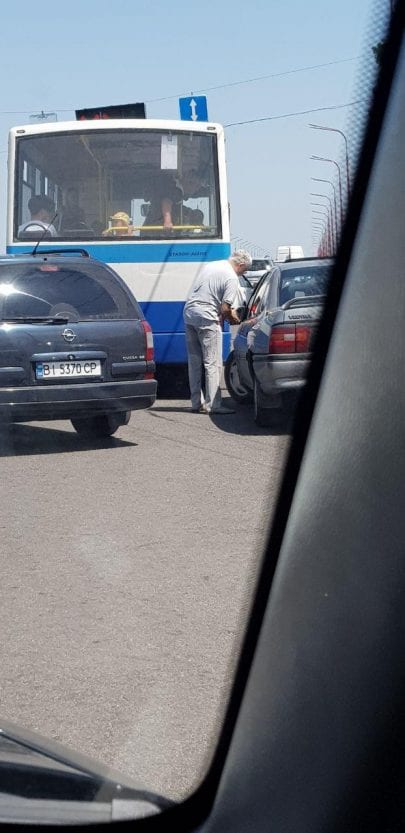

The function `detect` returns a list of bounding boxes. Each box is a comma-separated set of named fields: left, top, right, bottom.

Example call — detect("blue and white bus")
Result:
left=6, top=117, right=231, bottom=381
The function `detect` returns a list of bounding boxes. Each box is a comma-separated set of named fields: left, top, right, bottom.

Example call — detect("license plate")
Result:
left=36, top=360, right=102, bottom=380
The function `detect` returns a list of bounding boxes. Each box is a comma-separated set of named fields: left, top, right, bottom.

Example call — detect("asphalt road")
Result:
left=0, top=388, right=291, bottom=801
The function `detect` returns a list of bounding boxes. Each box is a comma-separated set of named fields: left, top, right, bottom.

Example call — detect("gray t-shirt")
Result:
left=184, top=260, right=238, bottom=322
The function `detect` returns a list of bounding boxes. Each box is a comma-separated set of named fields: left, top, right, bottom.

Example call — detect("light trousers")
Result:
left=184, top=311, right=223, bottom=411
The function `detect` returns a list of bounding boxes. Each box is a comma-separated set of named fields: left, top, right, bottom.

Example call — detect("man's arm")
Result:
left=221, top=274, right=241, bottom=324
left=161, top=198, right=173, bottom=229
left=220, top=302, right=240, bottom=325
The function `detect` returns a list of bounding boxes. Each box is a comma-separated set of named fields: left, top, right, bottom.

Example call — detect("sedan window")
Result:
left=247, top=273, right=272, bottom=317
left=279, top=265, right=332, bottom=306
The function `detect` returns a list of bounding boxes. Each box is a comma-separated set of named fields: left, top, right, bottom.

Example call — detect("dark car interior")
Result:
left=279, top=263, right=332, bottom=305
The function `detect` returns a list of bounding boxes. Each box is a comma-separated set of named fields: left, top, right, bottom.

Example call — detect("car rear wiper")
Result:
left=0, top=316, right=70, bottom=324
left=282, top=294, right=327, bottom=309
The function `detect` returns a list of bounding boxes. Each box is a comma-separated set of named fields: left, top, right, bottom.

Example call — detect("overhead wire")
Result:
left=0, top=56, right=358, bottom=115
left=224, top=100, right=365, bottom=127
left=144, top=56, right=358, bottom=103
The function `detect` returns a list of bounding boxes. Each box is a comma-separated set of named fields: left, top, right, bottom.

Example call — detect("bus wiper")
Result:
left=0, top=316, right=70, bottom=324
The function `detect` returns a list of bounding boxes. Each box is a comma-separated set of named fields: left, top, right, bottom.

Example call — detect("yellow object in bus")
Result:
left=102, top=211, right=134, bottom=236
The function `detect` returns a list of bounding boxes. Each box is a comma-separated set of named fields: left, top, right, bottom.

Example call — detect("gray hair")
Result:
left=230, top=249, right=253, bottom=269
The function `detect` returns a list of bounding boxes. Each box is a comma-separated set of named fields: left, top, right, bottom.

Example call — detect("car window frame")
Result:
left=246, top=269, right=274, bottom=318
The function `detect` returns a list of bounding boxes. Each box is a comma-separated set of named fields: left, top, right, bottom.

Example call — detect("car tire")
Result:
left=71, top=412, right=130, bottom=437
left=224, top=351, right=253, bottom=404
left=253, top=379, right=275, bottom=427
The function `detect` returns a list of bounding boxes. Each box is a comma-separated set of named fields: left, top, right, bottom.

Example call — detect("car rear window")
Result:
left=0, top=261, right=141, bottom=321
left=279, top=264, right=332, bottom=306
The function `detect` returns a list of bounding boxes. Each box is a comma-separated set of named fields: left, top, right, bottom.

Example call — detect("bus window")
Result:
left=13, top=129, right=221, bottom=241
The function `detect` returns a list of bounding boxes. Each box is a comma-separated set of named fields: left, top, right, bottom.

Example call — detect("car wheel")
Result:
left=224, top=351, right=253, bottom=404
left=253, top=379, right=275, bottom=427
left=71, top=412, right=130, bottom=437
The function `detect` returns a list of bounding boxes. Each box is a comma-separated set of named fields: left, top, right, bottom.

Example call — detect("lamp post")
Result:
left=310, top=193, right=336, bottom=253
left=312, top=230, right=322, bottom=256
left=309, top=123, right=351, bottom=197
left=311, top=210, right=331, bottom=256
left=312, top=232, right=325, bottom=257
left=310, top=155, right=344, bottom=224
left=312, top=227, right=328, bottom=257
left=311, top=177, right=339, bottom=242
left=312, top=215, right=330, bottom=256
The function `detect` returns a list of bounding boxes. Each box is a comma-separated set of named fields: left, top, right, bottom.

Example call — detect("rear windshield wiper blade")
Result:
left=0, top=316, right=70, bottom=324
left=282, top=294, right=327, bottom=310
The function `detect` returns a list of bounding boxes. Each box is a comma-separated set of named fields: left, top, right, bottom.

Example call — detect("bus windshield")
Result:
left=14, top=128, right=221, bottom=241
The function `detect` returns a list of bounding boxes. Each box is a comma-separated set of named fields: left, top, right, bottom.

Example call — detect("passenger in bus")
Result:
left=182, top=168, right=209, bottom=200
left=18, top=195, right=57, bottom=238
left=102, top=211, right=134, bottom=236
left=141, top=173, right=183, bottom=233
left=59, top=187, right=86, bottom=231
left=182, top=207, right=204, bottom=226
left=178, top=170, right=208, bottom=228
left=142, top=169, right=207, bottom=233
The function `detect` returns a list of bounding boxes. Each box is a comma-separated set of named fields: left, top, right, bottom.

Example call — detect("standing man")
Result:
left=183, top=250, right=252, bottom=414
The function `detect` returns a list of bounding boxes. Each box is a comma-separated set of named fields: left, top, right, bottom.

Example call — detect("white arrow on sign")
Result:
left=189, top=98, right=198, bottom=121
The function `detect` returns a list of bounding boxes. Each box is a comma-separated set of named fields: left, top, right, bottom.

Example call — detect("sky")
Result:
left=0, top=0, right=386, bottom=257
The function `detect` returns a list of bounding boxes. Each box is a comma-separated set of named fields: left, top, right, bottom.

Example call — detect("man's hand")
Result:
left=220, top=303, right=240, bottom=325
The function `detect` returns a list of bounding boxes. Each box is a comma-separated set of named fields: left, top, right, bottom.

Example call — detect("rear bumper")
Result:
left=252, top=354, right=310, bottom=397
left=0, top=379, right=157, bottom=423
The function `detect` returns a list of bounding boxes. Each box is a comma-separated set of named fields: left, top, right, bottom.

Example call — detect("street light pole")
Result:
left=313, top=233, right=326, bottom=257
left=311, top=156, right=344, bottom=226
left=312, top=216, right=330, bottom=256
left=311, top=177, right=339, bottom=243
left=312, top=229, right=323, bottom=256
left=310, top=193, right=336, bottom=253
left=313, top=228, right=329, bottom=257
left=312, top=208, right=332, bottom=256
left=309, top=123, right=351, bottom=197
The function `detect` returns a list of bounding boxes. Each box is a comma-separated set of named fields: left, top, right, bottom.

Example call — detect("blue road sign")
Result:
left=179, top=96, right=208, bottom=122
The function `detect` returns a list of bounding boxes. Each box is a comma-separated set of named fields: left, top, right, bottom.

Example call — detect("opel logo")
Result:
left=62, top=328, right=76, bottom=344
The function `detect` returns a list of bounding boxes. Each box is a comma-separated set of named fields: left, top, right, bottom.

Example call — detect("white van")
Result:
left=276, top=244, right=304, bottom=262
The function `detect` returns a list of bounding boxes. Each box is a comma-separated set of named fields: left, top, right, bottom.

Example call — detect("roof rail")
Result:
left=282, top=256, right=333, bottom=263
left=27, top=248, right=90, bottom=258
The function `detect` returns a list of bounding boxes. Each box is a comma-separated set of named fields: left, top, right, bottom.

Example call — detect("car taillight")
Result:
left=269, top=324, right=312, bottom=354
left=295, top=324, right=312, bottom=352
left=141, top=320, right=154, bottom=377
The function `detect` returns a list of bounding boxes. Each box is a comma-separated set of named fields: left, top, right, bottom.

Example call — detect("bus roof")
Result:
left=9, top=119, right=224, bottom=137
